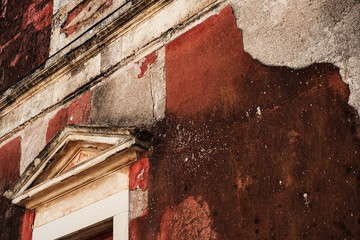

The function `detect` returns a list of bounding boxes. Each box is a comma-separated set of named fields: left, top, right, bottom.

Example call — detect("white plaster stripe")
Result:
left=32, top=190, right=129, bottom=240
left=114, top=211, right=129, bottom=240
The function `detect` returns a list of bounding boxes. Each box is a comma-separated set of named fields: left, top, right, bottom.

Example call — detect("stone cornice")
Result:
left=0, top=0, right=170, bottom=117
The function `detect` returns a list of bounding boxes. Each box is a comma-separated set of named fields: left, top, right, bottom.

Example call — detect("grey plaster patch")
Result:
left=228, top=0, right=360, bottom=113
left=149, top=48, right=166, bottom=121
left=101, top=36, right=123, bottom=73
left=19, top=116, right=49, bottom=174
left=130, top=189, right=148, bottom=220
left=90, top=48, right=165, bottom=127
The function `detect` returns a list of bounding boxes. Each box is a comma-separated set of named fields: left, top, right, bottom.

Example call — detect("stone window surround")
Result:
left=4, top=126, right=150, bottom=240
left=33, top=190, right=129, bottom=240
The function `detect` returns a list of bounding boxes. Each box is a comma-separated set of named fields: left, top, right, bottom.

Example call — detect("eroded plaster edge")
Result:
left=228, top=0, right=360, bottom=115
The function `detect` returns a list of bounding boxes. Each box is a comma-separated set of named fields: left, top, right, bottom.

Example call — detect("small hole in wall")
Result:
left=184, top=184, right=188, bottom=192
left=213, top=210, right=218, bottom=217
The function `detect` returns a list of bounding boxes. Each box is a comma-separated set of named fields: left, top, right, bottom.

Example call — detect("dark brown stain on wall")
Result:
left=130, top=6, right=360, bottom=240
left=0, top=0, right=53, bottom=94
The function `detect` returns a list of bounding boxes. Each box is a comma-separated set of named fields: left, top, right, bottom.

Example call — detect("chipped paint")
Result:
left=157, top=196, right=217, bottom=240
left=130, top=189, right=148, bottom=220
left=236, top=173, right=254, bottom=190
left=256, top=106, right=262, bottom=116
left=90, top=48, right=165, bottom=126
left=137, top=52, right=158, bottom=79
left=130, top=208, right=148, bottom=240
left=0, top=136, right=20, bottom=187
left=46, top=91, right=92, bottom=142
left=62, top=0, right=113, bottom=36
left=0, top=0, right=7, bottom=18
left=0, top=0, right=53, bottom=93
left=22, top=0, right=53, bottom=31
left=229, top=0, right=360, bottom=114
left=145, top=6, right=360, bottom=239
left=1, top=0, right=360, bottom=239
left=129, top=153, right=149, bottom=191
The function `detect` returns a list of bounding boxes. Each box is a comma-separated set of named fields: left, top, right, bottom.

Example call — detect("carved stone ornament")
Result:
left=4, top=125, right=151, bottom=209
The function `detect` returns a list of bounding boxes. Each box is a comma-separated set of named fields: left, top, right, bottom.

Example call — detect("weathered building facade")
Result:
left=0, top=0, right=360, bottom=239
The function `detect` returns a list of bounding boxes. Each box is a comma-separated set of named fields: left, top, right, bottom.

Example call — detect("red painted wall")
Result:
left=0, top=137, right=24, bottom=239
left=130, top=6, right=360, bottom=239
left=0, top=0, right=53, bottom=93
left=129, top=153, right=150, bottom=191
left=21, top=210, right=34, bottom=240
left=46, top=91, right=92, bottom=142
left=1, top=3, right=360, bottom=240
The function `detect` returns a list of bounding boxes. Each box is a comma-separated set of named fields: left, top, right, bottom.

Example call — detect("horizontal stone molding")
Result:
left=0, top=0, right=221, bottom=143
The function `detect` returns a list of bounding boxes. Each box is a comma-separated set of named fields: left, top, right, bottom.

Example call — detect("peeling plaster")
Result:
left=0, top=0, right=7, bottom=18
left=229, top=0, right=360, bottom=113
left=157, top=196, right=217, bottom=240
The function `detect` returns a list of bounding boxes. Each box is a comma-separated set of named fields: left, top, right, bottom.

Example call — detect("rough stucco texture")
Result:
left=21, top=209, right=34, bottom=240
left=129, top=6, right=360, bottom=239
left=0, top=0, right=53, bottom=94
left=61, top=0, right=113, bottom=36
left=0, top=137, right=24, bottom=239
left=47, top=91, right=92, bottom=142
left=90, top=49, right=165, bottom=127
left=229, top=0, right=360, bottom=114
left=130, top=153, right=149, bottom=191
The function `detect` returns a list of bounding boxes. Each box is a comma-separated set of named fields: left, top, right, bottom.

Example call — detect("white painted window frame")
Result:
left=32, top=190, right=129, bottom=240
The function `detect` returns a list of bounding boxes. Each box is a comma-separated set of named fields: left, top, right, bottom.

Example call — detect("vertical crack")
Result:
left=149, top=72, right=155, bottom=121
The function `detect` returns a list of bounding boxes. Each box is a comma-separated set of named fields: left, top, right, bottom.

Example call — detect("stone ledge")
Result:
left=0, top=0, right=165, bottom=117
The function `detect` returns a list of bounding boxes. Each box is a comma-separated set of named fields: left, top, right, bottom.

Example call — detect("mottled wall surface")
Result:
left=46, top=90, right=92, bottom=142
left=0, top=0, right=53, bottom=93
left=1, top=0, right=360, bottom=239
left=0, top=137, right=24, bottom=239
left=129, top=6, right=360, bottom=239
left=230, top=0, right=360, bottom=115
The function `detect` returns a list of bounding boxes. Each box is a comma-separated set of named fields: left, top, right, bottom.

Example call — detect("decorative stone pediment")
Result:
left=4, top=125, right=150, bottom=209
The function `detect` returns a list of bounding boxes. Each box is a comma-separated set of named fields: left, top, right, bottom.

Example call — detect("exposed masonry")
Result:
left=229, top=0, right=360, bottom=114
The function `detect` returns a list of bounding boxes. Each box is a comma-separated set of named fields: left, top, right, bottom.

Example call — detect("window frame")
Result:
left=32, top=190, right=129, bottom=240
left=4, top=126, right=150, bottom=240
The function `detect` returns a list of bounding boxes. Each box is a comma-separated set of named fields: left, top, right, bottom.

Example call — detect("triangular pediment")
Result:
left=31, top=138, right=113, bottom=187
left=4, top=125, right=150, bottom=209
left=60, top=147, right=102, bottom=173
